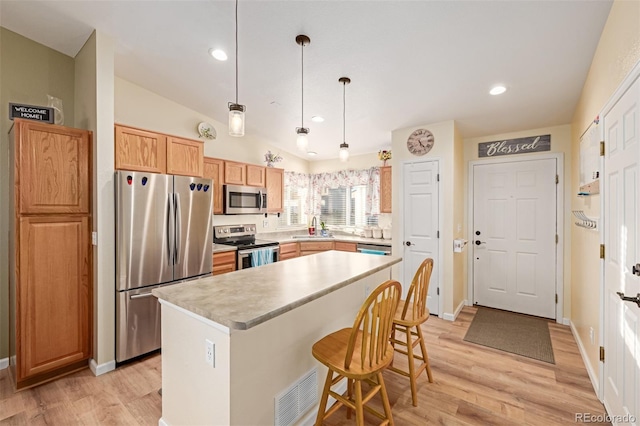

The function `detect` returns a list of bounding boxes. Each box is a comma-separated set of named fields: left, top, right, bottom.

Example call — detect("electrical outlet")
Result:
left=205, top=339, right=215, bottom=367
left=92, top=232, right=97, bottom=246
left=589, top=327, right=595, bottom=345
left=263, top=219, right=269, bottom=228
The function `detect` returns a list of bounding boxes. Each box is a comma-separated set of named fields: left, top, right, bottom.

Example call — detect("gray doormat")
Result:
left=463, top=307, right=555, bottom=364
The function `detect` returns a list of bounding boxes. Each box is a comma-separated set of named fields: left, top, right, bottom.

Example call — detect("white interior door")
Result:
left=473, top=159, right=557, bottom=318
left=403, top=161, right=439, bottom=315
left=603, top=74, right=640, bottom=425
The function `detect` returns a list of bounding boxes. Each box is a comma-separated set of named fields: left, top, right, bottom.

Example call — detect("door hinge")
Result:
left=600, top=141, right=605, bottom=156
left=437, top=287, right=440, bottom=296
left=437, top=173, right=440, bottom=182
left=437, top=230, right=440, bottom=238
left=600, top=346, right=605, bottom=362
left=555, top=174, right=559, bottom=184
left=555, top=294, right=558, bottom=304
left=600, top=244, right=605, bottom=259
left=555, top=234, right=559, bottom=244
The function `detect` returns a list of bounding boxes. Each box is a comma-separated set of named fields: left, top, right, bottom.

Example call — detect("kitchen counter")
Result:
left=153, top=251, right=401, bottom=330
left=212, top=243, right=237, bottom=253
left=268, top=233, right=392, bottom=246
left=153, top=251, right=402, bottom=426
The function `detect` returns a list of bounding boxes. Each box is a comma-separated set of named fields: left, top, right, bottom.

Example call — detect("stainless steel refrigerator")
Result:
left=115, top=170, right=213, bottom=362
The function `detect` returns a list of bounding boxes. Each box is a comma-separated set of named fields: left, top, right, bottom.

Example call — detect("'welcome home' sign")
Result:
left=9, top=103, right=54, bottom=123
left=478, top=134, right=551, bottom=158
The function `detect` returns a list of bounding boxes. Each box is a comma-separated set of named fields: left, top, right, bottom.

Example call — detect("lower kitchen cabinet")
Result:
left=334, top=241, right=357, bottom=252
left=12, top=215, right=92, bottom=389
left=279, top=242, right=300, bottom=260
left=299, top=241, right=334, bottom=256
left=213, top=251, right=237, bottom=275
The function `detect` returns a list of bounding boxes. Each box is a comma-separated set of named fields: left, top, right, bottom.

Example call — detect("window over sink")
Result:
left=278, top=168, right=380, bottom=229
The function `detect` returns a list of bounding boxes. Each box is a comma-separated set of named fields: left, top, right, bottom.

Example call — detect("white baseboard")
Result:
left=0, top=357, right=8, bottom=370
left=443, top=299, right=467, bottom=321
left=569, top=321, right=599, bottom=397
left=89, top=358, right=116, bottom=376
left=158, top=417, right=169, bottom=426
left=562, top=317, right=570, bottom=326
left=300, top=378, right=348, bottom=426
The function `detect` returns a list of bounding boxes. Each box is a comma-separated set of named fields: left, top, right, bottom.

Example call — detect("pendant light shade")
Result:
left=228, top=0, right=245, bottom=137
left=296, top=128, right=309, bottom=151
left=295, top=35, right=311, bottom=151
left=339, top=77, right=351, bottom=162
left=228, top=103, right=245, bottom=137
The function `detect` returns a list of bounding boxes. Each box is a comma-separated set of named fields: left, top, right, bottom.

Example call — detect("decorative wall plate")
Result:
left=197, top=122, right=216, bottom=140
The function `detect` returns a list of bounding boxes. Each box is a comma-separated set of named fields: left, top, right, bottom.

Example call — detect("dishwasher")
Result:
left=356, top=243, right=391, bottom=256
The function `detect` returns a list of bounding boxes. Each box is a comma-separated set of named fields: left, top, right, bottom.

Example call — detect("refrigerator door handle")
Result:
left=167, top=193, right=175, bottom=266
left=174, top=192, right=182, bottom=263
left=130, top=292, right=155, bottom=299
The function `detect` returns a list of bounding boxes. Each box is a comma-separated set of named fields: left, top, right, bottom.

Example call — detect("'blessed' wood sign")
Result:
left=478, top=134, right=551, bottom=158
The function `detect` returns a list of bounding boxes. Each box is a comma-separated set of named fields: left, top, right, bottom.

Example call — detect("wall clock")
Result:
left=407, top=128, right=434, bottom=156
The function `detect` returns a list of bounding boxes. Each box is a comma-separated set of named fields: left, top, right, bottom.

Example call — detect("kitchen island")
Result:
left=152, top=250, right=401, bottom=426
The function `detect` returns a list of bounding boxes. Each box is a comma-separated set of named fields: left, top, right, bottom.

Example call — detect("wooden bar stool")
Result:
left=312, top=280, right=402, bottom=426
left=389, top=258, right=434, bottom=407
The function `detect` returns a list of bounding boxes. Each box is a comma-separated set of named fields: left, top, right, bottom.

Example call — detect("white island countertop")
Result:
left=152, top=251, right=401, bottom=330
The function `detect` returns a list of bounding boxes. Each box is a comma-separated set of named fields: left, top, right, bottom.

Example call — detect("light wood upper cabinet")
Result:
left=266, top=167, right=284, bottom=213
left=380, top=166, right=392, bottom=213
left=224, top=161, right=246, bottom=185
left=17, top=215, right=92, bottom=385
left=167, top=136, right=204, bottom=177
left=246, top=164, right=266, bottom=187
left=15, top=120, right=91, bottom=215
left=203, top=157, right=224, bottom=215
left=115, top=124, right=167, bottom=173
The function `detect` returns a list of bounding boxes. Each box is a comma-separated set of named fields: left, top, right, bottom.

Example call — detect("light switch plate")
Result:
left=263, top=219, right=269, bottom=228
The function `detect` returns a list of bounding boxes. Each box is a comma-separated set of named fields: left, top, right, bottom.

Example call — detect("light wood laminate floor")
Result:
left=0, top=306, right=607, bottom=425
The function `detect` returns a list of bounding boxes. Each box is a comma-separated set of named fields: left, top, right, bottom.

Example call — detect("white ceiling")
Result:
left=1, top=0, right=612, bottom=160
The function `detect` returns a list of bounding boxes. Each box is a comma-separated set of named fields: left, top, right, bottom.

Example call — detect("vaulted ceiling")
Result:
left=1, top=1, right=613, bottom=159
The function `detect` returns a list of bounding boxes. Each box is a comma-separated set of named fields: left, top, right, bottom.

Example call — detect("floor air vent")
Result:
left=275, top=368, right=318, bottom=426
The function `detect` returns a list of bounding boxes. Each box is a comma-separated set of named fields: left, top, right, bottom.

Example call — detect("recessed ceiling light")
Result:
left=311, top=116, right=324, bottom=123
left=490, top=85, right=507, bottom=95
left=307, top=151, right=317, bottom=156
left=209, top=48, right=227, bottom=61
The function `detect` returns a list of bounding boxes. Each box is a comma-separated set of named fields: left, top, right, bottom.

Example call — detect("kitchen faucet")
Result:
left=311, top=216, right=317, bottom=235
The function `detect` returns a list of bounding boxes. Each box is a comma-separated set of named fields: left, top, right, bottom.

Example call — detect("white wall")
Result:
left=391, top=120, right=457, bottom=316
left=75, top=31, right=116, bottom=368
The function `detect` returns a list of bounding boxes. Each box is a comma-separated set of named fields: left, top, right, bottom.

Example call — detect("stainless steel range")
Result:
left=214, top=224, right=280, bottom=269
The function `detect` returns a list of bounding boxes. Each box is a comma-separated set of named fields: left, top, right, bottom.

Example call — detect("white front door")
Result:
left=403, top=161, right=439, bottom=315
left=472, top=158, right=557, bottom=318
left=603, top=74, right=640, bottom=425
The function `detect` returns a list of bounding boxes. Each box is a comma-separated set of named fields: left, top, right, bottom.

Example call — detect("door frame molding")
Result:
left=598, top=58, right=640, bottom=403
left=467, top=152, right=565, bottom=322
left=400, top=157, right=443, bottom=318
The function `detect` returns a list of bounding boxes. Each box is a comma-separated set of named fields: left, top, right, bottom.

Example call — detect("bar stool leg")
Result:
left=405, top=325, right=418, bottom=407
left=354, top=380, right=364, bottom=426
left=416, top=325, right=433, bottom=382
left=378, top=371, right=394, bottom=426
left=315, top=369, right=333, bottom=426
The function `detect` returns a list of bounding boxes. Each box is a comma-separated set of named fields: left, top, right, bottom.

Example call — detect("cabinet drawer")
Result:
left=299, top=241, right=334, bottom=252
left=334, top=242, right=357, bottom=252
left=212, top=251, right=236, bottom=275
left=279, top=242, right=299, bottom=255
left=280, top=252, right=298, bottom=261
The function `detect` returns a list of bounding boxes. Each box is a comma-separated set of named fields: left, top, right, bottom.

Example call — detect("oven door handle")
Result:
left=238, top=246, right=280, bottom=256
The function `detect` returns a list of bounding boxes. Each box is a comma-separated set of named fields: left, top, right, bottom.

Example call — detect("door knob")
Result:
left=632, top=263, right=640, bottom=276
left=475, top=240, right=486, bottom=246
left=616, top=292, right=640, bottom=308
left=405, top=241, right=412, bottom=247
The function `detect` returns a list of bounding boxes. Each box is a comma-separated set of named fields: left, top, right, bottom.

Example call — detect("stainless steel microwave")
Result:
left=223, top=184, right=267, bottom=214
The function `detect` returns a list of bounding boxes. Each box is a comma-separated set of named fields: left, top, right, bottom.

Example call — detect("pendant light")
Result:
left=295, top=35, right=310, bottom=151
left=228, top=0, right=245, bottom=137
left=339, top=77, right=351, bottom=162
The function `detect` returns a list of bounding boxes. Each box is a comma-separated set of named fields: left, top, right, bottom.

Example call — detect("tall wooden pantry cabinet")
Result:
left=9, top=119, right=93, bottom=389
